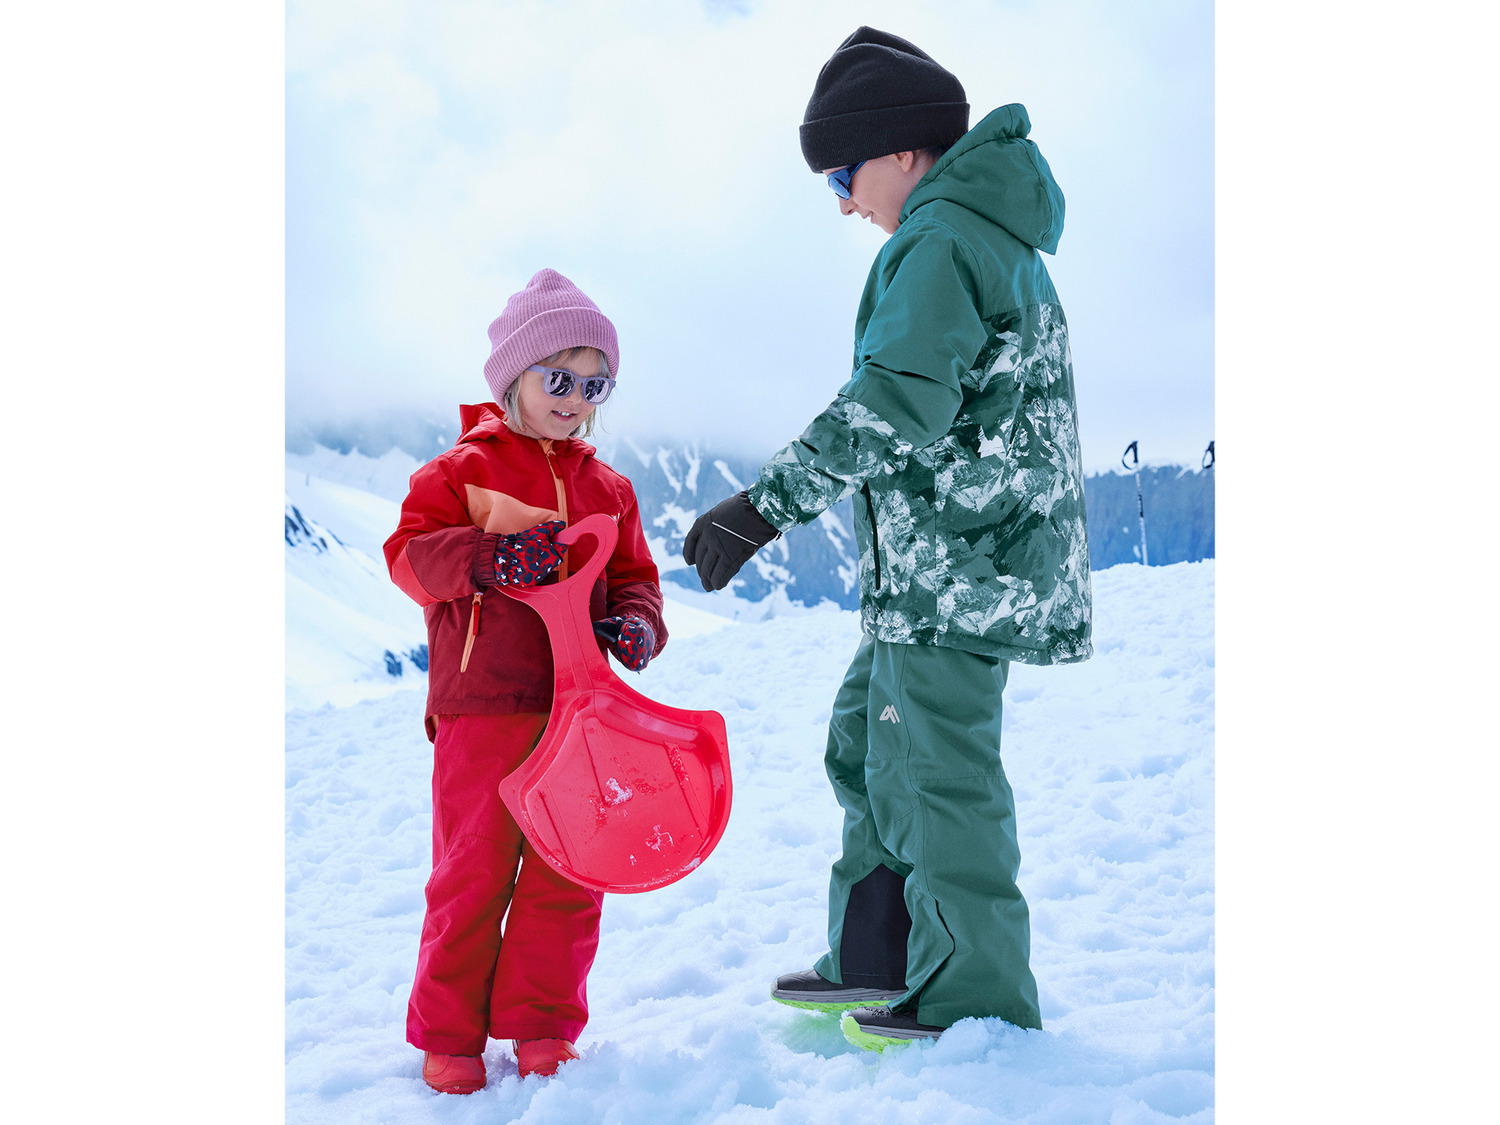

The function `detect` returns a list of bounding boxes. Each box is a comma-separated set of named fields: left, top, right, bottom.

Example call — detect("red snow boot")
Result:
left=513, top=1038, right=579, bottom=1078
left=422, top=1051, right=486, bottom=1094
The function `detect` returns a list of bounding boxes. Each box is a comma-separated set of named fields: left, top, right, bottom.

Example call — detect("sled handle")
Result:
left=497, top=512, right=618, bottom=606
left=493, top=513, right=619, bottom=692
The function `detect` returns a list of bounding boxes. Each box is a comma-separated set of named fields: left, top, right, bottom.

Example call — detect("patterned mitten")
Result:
left=592, top=615, right=656, bottom=671
left=493, top=521, right=567, bottom=586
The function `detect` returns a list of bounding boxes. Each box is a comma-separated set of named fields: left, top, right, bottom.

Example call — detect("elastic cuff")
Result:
left=470, top=530, right=501, bottom=588
left=744, top=483, right=797, bottom=535
left=740, top=490, right=782, bottom=542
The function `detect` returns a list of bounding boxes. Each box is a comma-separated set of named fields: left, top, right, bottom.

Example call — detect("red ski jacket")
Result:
left=384, top=403, right=666, bottom=736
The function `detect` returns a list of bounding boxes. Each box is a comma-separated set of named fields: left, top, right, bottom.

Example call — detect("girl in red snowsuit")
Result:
left=384, top=269, right=667, bottom=1092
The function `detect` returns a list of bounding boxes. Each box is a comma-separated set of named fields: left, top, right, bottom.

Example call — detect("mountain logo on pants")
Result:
left=878, top=705, right=900, bottom=723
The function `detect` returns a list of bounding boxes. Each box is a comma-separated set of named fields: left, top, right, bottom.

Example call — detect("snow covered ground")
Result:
left=286, top=555, right=1214, bottom=1123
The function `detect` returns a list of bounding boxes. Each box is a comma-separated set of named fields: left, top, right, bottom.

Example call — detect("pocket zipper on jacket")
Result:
left=460, top=592, right=482, bottom=673
left=862, top=484, right=882, bottom=590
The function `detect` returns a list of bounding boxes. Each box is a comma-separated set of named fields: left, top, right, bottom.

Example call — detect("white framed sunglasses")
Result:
left=525, top=364, right=617, bottom=405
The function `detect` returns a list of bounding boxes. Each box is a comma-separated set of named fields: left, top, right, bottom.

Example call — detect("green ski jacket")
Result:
left=748, top=104, right=1092, bottom=665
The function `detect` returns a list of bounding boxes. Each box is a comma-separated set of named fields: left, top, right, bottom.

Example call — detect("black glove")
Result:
left=681, top=491, right=780, bottom=592
left=592, top=615, right=656, bottom=671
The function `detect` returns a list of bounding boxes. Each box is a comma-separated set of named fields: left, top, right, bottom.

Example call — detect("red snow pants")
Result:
left=407, top=712, right=603, bottom=1055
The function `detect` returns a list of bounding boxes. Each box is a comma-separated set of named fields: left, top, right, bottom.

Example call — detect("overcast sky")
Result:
left=287, top=0, right=1213, bottom=471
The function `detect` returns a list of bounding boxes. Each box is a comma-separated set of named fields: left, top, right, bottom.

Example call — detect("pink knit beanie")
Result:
left=483, top=269, right=620, bottom=402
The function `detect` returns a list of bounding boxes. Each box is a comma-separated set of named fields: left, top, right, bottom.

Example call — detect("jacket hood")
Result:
left=456, top=402, right=596, bottom=457
left=900, top=103, right=1065, bottom=254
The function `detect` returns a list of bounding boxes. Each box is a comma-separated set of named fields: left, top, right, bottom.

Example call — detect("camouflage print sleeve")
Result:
left=747, top=396, right=914, bottom=531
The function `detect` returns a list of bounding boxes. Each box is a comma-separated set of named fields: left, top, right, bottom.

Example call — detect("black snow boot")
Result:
left=770, top=969, right=905, bottom=1013
left=840, top=1005, right=945, bottom=1051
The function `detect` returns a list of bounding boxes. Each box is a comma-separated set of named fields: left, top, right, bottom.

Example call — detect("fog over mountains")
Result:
left=285, top=419, right=1213, bottom=709
left=288, top=412, right=1214, bottom=614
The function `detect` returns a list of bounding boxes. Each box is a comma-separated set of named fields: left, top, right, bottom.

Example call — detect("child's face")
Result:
left=822, top=152, right=929, bottom=235
left=513, top=351, right=599, bottom=441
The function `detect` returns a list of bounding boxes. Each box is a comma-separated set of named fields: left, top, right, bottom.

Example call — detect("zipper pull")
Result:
left=460, top=592, right=482, bottom=673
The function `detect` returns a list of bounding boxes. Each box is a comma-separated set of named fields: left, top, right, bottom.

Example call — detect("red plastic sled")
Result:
left=495, top=513, right=732, bottom=893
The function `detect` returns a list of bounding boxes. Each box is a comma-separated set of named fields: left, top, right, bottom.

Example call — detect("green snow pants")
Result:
left=812, top=634, right=1042, bottom=1030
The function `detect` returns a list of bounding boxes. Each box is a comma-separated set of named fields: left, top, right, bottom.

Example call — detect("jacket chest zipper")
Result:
left=459, top=592, right=482, bottom=673
left=542, top=443, right=570, bottom=581
left=862, top=484, right=882, bottom=590
left=460, top=441, right=566, bottom=675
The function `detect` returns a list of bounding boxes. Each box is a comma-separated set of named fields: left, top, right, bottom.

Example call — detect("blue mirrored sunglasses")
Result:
left=826, top=160, right=866, bottom=199
left=525, top=364, right=616, bottom=404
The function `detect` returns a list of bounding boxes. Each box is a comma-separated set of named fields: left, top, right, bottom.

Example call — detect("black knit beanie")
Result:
left=799, top=27, right=969, bottom=172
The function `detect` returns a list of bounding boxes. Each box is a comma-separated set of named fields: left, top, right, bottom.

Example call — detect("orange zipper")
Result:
left=541, top=439, right=570, bottom=580
left=460, top=592, right=482, bottom=673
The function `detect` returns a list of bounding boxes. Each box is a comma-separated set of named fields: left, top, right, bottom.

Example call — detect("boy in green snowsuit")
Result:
left=683, top=26, right=1092, bottom=1050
